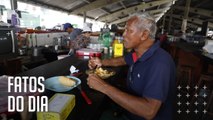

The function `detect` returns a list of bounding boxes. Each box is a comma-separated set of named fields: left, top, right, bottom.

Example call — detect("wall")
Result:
left=19, top=32, right=68, bottom=47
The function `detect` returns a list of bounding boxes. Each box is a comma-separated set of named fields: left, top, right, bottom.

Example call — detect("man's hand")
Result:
left=88, top=57, right=102, bottom=69
left=87, top=74, right=109, bottom=93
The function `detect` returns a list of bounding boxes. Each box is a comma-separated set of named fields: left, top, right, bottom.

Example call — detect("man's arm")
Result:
left=102, top=57, right=126, bottom=67
left=89, top=56, right=126, bottom=69
left=69, top=32, right=78, bottom=41
left=69, top=29, right=82, bottom=41
left=102, top=85, right=162, bottom=120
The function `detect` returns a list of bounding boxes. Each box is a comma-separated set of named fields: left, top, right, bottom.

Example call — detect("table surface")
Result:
left=171, top=42, right=213, bottom=64
left=18, top=54, right=126, bottom=120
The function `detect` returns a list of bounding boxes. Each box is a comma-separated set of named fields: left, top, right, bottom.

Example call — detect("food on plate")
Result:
left=94, top=67, right=115, bottom=79
left=59, top=76, right=76, bottom=87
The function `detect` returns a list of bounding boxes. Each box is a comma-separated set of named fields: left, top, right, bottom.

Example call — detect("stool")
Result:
left=168, top=44, right=178, bottom=59
left=207, top=64, right=213, bottom=74
left=190, top=74, right=213, bottom=119
left=3, top=57, right=22, bottom=75
left=201, top=90, right=213, bottom=120
left=197, top=74, right=213, bottom=91
left=206, top=91, right=213, bottom=113
left=177, top=65, right=194, bottom=89
left=176, top=49, right=202, bottom=85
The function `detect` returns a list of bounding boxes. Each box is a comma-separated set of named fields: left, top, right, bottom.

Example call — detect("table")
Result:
left=18, top=54, right=126, bottom=120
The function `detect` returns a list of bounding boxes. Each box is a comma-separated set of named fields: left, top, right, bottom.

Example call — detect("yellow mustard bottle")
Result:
left=113, top=37, right=123, bottom=57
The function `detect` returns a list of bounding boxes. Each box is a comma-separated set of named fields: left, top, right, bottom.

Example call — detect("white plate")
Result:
left=43, top=76, right=81, bottom=92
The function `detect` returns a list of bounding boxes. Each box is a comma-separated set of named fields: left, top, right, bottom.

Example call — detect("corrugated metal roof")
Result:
left=18, top=0, right=213, bottom=29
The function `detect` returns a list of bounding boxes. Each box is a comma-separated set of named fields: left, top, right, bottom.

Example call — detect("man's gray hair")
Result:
left=131, top=12, right=157, bottom=40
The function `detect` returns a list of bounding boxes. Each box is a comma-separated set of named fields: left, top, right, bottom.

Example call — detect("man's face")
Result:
left=83, top=32, right=91, bottom=38
left=67, top=28, right=73, bottom=33
left=123, top=17, right=142, bottom=49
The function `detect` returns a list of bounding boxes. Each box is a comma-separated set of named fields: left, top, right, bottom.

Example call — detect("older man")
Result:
left=87, top=12, right=176, bottom=120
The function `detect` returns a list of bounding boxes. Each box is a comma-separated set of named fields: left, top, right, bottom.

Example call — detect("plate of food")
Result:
left=43, top=76, right=81, bottom=92
left=86, top=67, right=116, bottom=79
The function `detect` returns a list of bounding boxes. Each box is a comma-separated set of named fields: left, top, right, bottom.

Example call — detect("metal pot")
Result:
left=32, top=46, right=43, bottom=57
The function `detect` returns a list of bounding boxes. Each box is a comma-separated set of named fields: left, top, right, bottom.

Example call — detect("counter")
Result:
left=169, top=42, right=213, bottom=64
left=166, top=41, right=213, bottom=84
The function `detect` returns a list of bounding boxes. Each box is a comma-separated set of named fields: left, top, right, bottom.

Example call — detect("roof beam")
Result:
left=101, top=8, right=110, bottom=14
left=194, top=0, right=210, bottom=8
left=42, top=0, right=52, bottom=3
left=110, top=8, right=169, bottom=24
left=174, top=6, right=213, bottom=18
left=18, top=0, right=69, bottom=13
left=154, top=13, right=164, bottom=17
left=165, top=18, right=198, bottom=28
left=81, top=0, right=110, bottom=14
left=119, top=1, right=126, bottom=9
left=70, top=0, right=122, bottom=14
left=167, top=14, right=213, bottom=28
left=81, top=0, right=110, bottom=20
left=98, top=0, right=173, bottom=22
left=82, top=0, right=90, bottom=4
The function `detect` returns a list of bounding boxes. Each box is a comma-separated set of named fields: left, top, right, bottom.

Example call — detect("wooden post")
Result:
left=10, top=0, right=17, bottom=10
left=162, top=15, right=166, bottom=34
left=201, top=21, right=209, bottom=36
left=167, top=9, right=173, bottom=34
left=83, top=11, right=86, bottom=23
left=181, top=0, right=191, bottom=33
